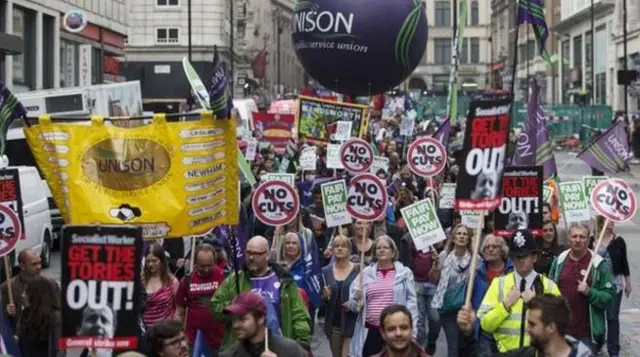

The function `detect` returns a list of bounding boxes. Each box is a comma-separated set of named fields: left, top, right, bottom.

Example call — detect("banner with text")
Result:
left=493, top=166, right=543, bottom=237
left=559, top=181, right=591, bottom=223
left=60, top=225, right=142, bottom=352
left=252, top=112, right=295, bottom=152
left=401, top=199, right=447, bottom=251
left=454, top=98, right=511, bottom=211
left=297, top=96, right=368, bottom=143
left=321, top=180, right=351, bottom=228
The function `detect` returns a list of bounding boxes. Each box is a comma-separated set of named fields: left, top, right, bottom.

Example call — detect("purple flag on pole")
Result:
left=576, top=121, right=631, bottom=174
left=215, top=223, right=246, bottom=269
left=512, top=80, right=557, bottom=178
left=432, top=118, right=451, bottom=148
left=517, top=0, right=551, bottom=63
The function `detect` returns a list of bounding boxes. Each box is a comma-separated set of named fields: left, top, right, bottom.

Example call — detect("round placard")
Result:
left=590, top=178, right=637, bottom=222
left=407, top=137, right=447, bottom=177
left=0, top=205, right=21, bottom=257
left=346, top=173, right=388, bottom=221
left=252, top=181, right=300, bottom=226
left=339, top=138, right=374, bottom=174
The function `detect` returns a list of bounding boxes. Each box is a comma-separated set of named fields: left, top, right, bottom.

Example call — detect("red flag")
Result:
left=251, top=49, right=268, bottom=79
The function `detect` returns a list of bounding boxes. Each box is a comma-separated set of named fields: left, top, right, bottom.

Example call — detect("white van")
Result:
left=6, top=166, right=54, bottom=270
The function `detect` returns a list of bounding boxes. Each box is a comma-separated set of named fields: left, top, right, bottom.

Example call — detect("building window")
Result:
left=60, top=40, right=77, bottom=88
left=12, top=8, right=25, bottom=85
left=434, top=38, right=451, bottom=64
left=561, top=39, right=570, bottom=104
left=519, top=44, right=526, bottom=64
left=459, top=38, right=468, bottom=64
left=470, top=38, right=480, bottom=63
left=156, top=28, right=179, bottom=44
left=435, top=1, right=451, bottom=27
left=573, top=34, right=583, bottom=89
left=157, top=0, right=179, bottom=6
left=585, top=30, right=593, bottom=96
left=527, top=40, right=535, bottom=60
left=470, top=1, right=479, bottom=26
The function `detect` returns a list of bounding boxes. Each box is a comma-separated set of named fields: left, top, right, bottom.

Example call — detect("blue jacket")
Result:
left=284, top=233, right=322, bottom=310
left=471, top=258, right=514, bottom=336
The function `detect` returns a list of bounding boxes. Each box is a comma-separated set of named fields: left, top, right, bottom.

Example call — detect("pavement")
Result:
left=40, top=151, right=640, bottom=357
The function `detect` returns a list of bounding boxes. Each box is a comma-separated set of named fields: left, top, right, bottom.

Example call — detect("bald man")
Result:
left=211, top=236, right=311, bottom=352
left=1, top=249, right=58, bottom=329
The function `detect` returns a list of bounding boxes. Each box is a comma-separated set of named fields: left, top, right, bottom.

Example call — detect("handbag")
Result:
left=439, top=281, right=467, bottom=315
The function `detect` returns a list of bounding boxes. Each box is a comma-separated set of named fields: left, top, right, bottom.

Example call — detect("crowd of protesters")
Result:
left=0, top=93, right=632, bottom=357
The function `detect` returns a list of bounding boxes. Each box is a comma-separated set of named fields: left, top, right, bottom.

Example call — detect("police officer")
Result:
left=477, top=230, right=561, bottom=353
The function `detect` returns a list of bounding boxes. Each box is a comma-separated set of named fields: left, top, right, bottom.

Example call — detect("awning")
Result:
left=0, top=32, right=23, bottom=55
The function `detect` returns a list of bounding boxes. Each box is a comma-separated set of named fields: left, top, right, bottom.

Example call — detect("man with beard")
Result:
left=211, top=236, right=311, bottom=351
left=220, top=292, right=307, bottom=357
left=371, top=305, right=429, bottom=357
left=147, top=320, right=189, bottom=357
left=457, top=294, right=593, bottom=357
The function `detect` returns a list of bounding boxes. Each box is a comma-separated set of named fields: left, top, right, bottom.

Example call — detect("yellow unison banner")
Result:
left=24, top=112, right=239, bottom=238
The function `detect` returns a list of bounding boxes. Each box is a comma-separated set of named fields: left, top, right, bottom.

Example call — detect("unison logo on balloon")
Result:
left=292, top=0, right=428, bottom=95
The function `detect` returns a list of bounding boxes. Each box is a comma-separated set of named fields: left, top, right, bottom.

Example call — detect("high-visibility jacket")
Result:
left=477, top=272, right=561, bottom=353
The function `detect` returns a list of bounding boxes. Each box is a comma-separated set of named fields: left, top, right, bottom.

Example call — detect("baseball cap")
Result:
left=224, top=292, right=267, bottom=316
left=509, top=230, right=539, bottom=257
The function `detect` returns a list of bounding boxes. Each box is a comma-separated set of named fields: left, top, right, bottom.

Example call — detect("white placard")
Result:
left=439, top=183, right=456, bottom=209
left=326, top=144, right=344, bottom=169
left=370, top=156, right=389, bottom=175
left=300, top=146, right=317, bottom=171
left=334, top=121, right=352, bottom=142
left=245, top=139, right=258, bottom=161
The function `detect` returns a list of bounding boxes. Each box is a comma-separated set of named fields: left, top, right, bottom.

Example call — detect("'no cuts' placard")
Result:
left=340, top=138, right=373, bottom=174
left=346, top=173, right=388, bottom=221
left=590, top=178, right=637, bottom=222
left=0, top=205, right=20, bottom=257
left=252, top=180, right=300, bottom=226
left=407, top=137, right=447, bottom=177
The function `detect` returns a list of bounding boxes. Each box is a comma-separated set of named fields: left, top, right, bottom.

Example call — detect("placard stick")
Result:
left=359, top=228, right=366, bottom=288
left=464, top=211, right=485, bottom=305
left=582, top=217, right=610, bottom=284
left=265, top=326, right=270, bottom=352
left=183, top=237, right=197, bottom=329
left=3, top=256, right=12, bottom=305
left=428, top=177, right=436, bottom=204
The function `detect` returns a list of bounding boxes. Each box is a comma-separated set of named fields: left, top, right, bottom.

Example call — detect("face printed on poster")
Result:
left=493, top=166, right=543, bottom=237
left=60, top=225, right=143, bottom=353
left=455, top=98, right=512, bottom=211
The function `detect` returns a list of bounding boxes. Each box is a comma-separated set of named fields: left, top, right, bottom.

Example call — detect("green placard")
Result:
left=401, top=199, right=446, bottom=251
left=558, top=181, right=590, bottom=223
left=321, top=180, right=351, bottom=228
left=543, top=186, right=553, bottom=203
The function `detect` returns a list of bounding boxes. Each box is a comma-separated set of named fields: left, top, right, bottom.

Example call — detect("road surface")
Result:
left=42, top=151, right=640, bottom=357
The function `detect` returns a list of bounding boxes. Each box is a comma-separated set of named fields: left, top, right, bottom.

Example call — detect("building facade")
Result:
left=554, top=0, right=615, bottom=106
left=2, top=0, right=127, bottom=93
left=408, top=0, right=492, bottom=94
left=123, top=0, right=303, bottom=109
left=613, top=0, right=640, bottom=113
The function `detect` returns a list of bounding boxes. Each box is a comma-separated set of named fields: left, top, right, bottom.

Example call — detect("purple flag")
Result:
left=576, top=121, right=631, bottom=174
left=432, top=118, right=451, bottom=148
left=512, top=80, right=557, bottom=178
left=215, top=223, right=246, bottom=269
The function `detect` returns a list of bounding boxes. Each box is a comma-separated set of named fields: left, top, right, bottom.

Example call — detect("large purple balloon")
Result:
left=292, top=0, right=428, bottom=96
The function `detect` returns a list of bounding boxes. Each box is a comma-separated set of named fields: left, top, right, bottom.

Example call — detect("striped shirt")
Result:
left=143, top=279, right=177, bottom=327
left=365, top=267, right=396, bottom=327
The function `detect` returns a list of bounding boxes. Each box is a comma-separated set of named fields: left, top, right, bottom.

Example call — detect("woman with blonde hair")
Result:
left=429, top=224, right=477, bottom=357
left=321, top=235, right=359, bottom=357
left=348, top=235, right=418, bottom=357
left=277, top=232, right=322, bottom=313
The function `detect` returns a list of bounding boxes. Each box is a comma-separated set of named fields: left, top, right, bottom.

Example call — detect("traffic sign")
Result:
left=0, top=205, right=21, bottom=257
left=590, top=178, right=637, bottom=222
left=346, top=173, right=388, bottom=221
left=339, top=138, right=373, bottom=174
left=407, top=137, right=447, bottom=177
left=252, top=180, right=300, bottom=226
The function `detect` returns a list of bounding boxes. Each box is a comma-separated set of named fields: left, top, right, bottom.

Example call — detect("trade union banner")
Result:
left=25, top=113, right=239, bottom=238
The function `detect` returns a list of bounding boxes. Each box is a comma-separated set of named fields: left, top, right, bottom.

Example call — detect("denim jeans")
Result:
left=416, top=282, right=441, bottom=353
left=441, top=311, right=460, bottom=357
left=607, top=291, right=623, bottom=357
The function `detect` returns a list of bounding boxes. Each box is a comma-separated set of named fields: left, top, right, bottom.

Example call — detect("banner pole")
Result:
left=582, top=218, right=609, bottom=284
left=464, top=210, right=485, bottom=305
left=3, top=256, right=12, bottom=305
